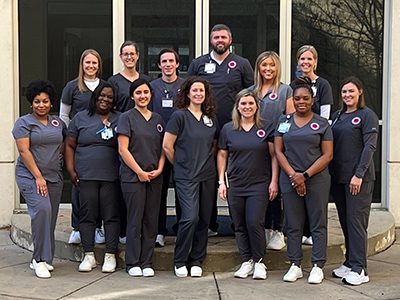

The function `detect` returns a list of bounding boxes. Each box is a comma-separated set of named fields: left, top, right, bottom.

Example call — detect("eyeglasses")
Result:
left=121, top=52, right=137, bottom=58
left=99, top=94, right=113, bottom=100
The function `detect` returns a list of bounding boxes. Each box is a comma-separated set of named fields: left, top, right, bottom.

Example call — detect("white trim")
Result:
left=202, top=0, right=209, bottom=55
left=195, top=0, right=203, bottom=58
left=280, top=0, right=292, bottom=84
left=13, top=0, right=20, bottom=210
left=112, top=0, right=125, bottom=74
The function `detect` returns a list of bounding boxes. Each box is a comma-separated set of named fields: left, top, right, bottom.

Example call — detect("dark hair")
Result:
left=175, top=76, right=217, bottom=118
left=129, top=78, right=152, bottom=97
left=210, top=24, right=232, bottom=39
left=120, top=41, right=139, bottom=54
left=88, top=81, right=115, bottom=116
left=293, top=76, right=313, bottom=97
left=158, top=48, right=179, bottom=65
left=340, top=76, right=365, bottom=112
left=25, top=80, right=57, bottom=105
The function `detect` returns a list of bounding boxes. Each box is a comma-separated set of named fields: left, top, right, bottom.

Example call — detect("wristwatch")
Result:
left=303, top=171, right=310, bottom=180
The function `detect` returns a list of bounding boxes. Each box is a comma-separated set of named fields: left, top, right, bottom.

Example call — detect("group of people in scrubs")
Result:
left=13, top=28, right=378, bottom=287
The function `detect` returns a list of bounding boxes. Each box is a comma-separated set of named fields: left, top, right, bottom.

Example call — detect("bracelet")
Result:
left=218, top=181, right=225, bottom=185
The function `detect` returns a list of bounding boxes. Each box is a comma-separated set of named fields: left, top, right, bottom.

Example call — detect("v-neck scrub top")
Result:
left=67, top=110, right=121, bottom=182
left=13, top=114, right=67, bottom=182
left=166, top=109, right=218, bottom=182
left=330, top=107, right=379, bottom=184
left=116, top=108, right=165, bottom=184
left=275, top=113, right=333, bottom=182
left=217, top=121, right=274, bottom=196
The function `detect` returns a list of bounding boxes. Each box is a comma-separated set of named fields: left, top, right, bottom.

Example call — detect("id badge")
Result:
left=203, top=115, right=213, bottom=127
left=277, top=122, right=291, bottom=133
left=101, top=127, right=114, bottom=140
left=204, top=63, right=216, bottom=74
left=162, top=98, right=173, bottom=108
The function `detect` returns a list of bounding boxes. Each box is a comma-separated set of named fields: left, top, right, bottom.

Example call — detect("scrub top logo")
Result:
left=310, top=122, right=320, bottom=130
left=51, top=119, right=59, bottom=127
left=228, top=61, right=237, bottom=69
left=352, top=117, right=361, bottom=125
left=114, top=126, right=118, bottom=132
left=269, top=93, right=278, bottom=100
left=157, top=124, right=164, bottom=133
left=256, top=129, right=266, bottom=138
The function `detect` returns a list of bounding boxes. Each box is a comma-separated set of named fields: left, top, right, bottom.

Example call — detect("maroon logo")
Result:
left=51, top=119, right=59, bottom=127
left=228, top=61, right=237, bottom=69
left=269, top=93, right=278, bottom=100
left=257, top=129, right=266, bottom=138
left=310, top=122, right=320, bottom=130
left=157, top=124, right=163, bottom=133
left=352, top=117, right=361, bottom=125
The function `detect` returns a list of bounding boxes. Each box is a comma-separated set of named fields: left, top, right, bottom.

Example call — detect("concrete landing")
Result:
left=10, top=208, right=395, bottom=271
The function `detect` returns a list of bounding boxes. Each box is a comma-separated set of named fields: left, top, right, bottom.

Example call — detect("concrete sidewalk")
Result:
left=0, top=228, right=399, bottom=300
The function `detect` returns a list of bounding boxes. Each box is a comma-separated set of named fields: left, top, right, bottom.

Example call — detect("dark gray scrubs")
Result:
left=13, top=114, right=66, bottom=264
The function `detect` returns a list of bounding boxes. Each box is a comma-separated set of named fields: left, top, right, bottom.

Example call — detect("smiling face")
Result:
left=159, top=52, right=179, bottom=78
left=31, top=92, right=51, bottom=118
left=187, top=82, right=206, bottom=106
left=120, top=45, right=139, bottom=70
left=298, top=50, right=317, bottom=76
left=82, top=54, right=99, bottom=79
left=293, top=87, right=314, bottom=114
left=210, top=30, right=232, bottom=55
left=237, top=95, right=258, bottom=120
left=132, top=83, right=151, bottom=108
left=259, top=57, right=276, bottom=83
left=341, top=82, right=362, bottom=111
left=96, top=87, right=114, bottom=114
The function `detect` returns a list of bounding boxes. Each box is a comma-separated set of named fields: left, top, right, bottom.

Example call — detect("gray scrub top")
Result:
left=13, top=114, right=66, bottom=182
left=68, top=110, right=121, bottom=182
left=275, top=113, right=333, bottom=182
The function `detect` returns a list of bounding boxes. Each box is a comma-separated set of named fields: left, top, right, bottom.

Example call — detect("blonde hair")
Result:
left=254, top=51, right=282, bottom=97
left=78, top=49, right=102, bottom=93
left=232, top=89, right=262, bottom=131
left=296, top=45, right=318, bottom=72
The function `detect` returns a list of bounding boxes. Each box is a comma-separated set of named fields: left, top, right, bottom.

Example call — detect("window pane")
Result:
left=210, top=0, right=280, bottom=68
left=125, top=0, right=195, bottom=79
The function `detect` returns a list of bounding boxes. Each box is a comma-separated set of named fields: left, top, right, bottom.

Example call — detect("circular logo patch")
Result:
left=228, top=61, right=237, bottom=69
left=51, top=119, right=59, bottom=127
left=269, top=93, right=278, bottom=100
left=352, top=117, right=361, bottom=125
left=157, top=124, right=163, bottom=133
left=310, top=122, right=320, bottom=130
left=257, top=129, right=266, bottom=138
left=114, top=126, right=118, bottom=132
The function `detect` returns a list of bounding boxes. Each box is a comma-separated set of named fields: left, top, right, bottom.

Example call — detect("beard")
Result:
left=212, top=42, right=230, bottom=55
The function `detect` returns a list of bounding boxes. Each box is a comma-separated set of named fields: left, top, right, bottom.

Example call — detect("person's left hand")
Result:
left=349, top=175, right=363, bottom=195
left=269, top=181, right=279, bottom=201
left=289, top=172, right=306, bottom=188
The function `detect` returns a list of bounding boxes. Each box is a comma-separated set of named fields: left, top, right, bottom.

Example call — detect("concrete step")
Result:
left=10, top=208, right=395, bottom=272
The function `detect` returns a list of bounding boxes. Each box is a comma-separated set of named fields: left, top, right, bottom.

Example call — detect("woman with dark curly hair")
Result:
left=13, top=80, right=66, bottom=278
left=163, top=76, right=218, bottom=278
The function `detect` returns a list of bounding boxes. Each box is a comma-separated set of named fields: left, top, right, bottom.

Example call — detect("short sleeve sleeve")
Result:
left=12, top=117, right=30, bottom=139
left=115, top=111, right=131, bottom=137
left=67, top=115, right=79, bottom=138
left=217, top=124, right=229, bottom=150
left=322, top=121, right=334, bottom=141
left=61, top=82, right=74, bottom=105
left=166, top=111, right=183, bottom=136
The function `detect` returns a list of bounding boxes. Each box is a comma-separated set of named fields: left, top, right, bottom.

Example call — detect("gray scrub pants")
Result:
left=174, top=178, right=216, bottom=268
left=16, top=176, right=62, bottom=264
left=281, top=175, right=330, bottom=268
left=331, top=181, right=374, bottom=275
left=228, top=193, right=268, bottom=262
left=122, top=181, right=161, bottom=270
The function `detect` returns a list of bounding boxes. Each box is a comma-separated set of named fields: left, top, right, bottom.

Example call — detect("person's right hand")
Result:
left=296, top=182, right=306, bottom=197
left=138, top=171, right=151, bottom=182
left=69, top=172, right=80, bottom=187
left=218, top=183, right=227, bottom=201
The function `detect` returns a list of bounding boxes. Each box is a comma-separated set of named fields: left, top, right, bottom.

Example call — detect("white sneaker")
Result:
left=332, top=265, right=351, bottom=278
left=253, top=262, right=267, bottom=280
left=32, top=259, right=51, bottom=278
left=304, top=236, right=313, bottom=245
left=30, top=261, right=54, bottom=272
left=128, top=266, right=142, bottom=277
left=143, top=267, right=155, bottom=277
left=155, top=234, right=165, bottom=247
left=102, top=253, right=116, bottom=273
left=302, top=236, right=307, bottom=244
left=265, top=229, right=273, bottom=245
left=267, top=231, right=286, bottom=250
left=78, top=253, right=96, bottom=272
left=119, top=236, right=126, bottom=244
left=190, top=266, right=202, bottom=277
left=234, top=259, right=254, bottom=278
left=342, top=270, right=370, bottom=286
left=283, top=264, right=303, bottom=282
left=208, top=229, right=218, bottom=237
left=95, top=228, right=105, bottom=244
left=174, top=266, right=188, bottom=278
left=68, top=230, right=81, bottom=244
left=308, top=264, right=324, bottom=284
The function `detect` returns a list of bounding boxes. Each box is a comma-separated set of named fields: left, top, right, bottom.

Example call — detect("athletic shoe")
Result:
left=332, top=265, right=351, bottom=278
left=308, top=264, right=324, bottom=284
left=102, top=253, right=116, bottom=273
left=31, top=259, right=51, bottom=279
left=302, top=236, right=307, bottom=244
left=95, top=228, right=105, bottom=244
left=155, top=234, right=165, bottom=247
left=128, top=266, right=143, bottom=277
left=342, top=270, right=370, bottom=286
left=78, top=253, right=96, bottom=272
left=283, top=264, right=303, bottom=282
left=119, top=236, right=126, bottom=244
left=143, top=268, right=155, bottom=277
left=253, top=262, right=267, bottom=280
left=265, top=229, right=273, bottom=245
left=68, top=230, right=81, bottom=244
left=190, top=266, right=202, bottom=277
left=267, top=231, right=286, bottom=250
left=30, top=261, right=54, bottom=272
left=174, top=266, right=188, bottom=278
left=234, top=259, right=254, bottom=278
left=304, top=236, right=313, bottom=245
left=208, top=229, right=218, bottom=237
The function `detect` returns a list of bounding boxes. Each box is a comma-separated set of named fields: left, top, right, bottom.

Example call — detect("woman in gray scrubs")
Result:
left=65, top=82, right=120, bottom=273
left=13, top=80, right=66, bottom=278
left=163, top=76, right=218, bottom=278
left=330, top=77, right=378, bottom=286
left=274, top=76, right=333, bottom=284
left=217, top=89, right=278, bottom=280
